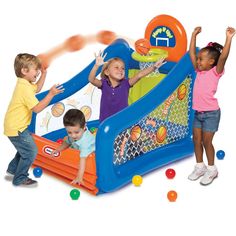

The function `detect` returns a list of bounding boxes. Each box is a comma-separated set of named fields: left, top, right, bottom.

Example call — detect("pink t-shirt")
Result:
left=192, top=66, right=224, bottom=111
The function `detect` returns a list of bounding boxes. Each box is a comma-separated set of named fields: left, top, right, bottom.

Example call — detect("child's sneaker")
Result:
left=6, top=170, right=15, bottom=175
left=21, top=178, right=38, bottom=186
left=188, top=163, right=207, bottom=181
left=4, top=171, right=14, bottom=181
left=200, top=166, right=218, bottom=185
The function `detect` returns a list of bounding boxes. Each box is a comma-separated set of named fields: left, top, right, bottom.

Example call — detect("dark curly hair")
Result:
left=201, top=42, right=223, bottom=66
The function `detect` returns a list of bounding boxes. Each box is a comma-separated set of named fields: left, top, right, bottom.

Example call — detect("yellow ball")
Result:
left=132, top=175, right=143, bottom=186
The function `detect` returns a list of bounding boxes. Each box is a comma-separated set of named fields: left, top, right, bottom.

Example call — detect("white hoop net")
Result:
left=139, top=61, right=160, bottom=77
left=132, top=49, right=168, bottom=77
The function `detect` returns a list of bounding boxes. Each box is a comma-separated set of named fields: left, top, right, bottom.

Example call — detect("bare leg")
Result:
left=202, top=131, right=215, bottom=166
left=193, top=128, right=204, bottom=163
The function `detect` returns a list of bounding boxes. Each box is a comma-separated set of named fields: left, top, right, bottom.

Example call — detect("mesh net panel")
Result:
left=139, top=61, right=160, bottom=77
left=113, top=76, right=192, bottom=165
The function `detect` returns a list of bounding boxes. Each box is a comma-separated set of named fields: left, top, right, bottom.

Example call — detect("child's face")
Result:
left=22, top=64, right=40, bottom=82
left=65, top=125, right=85, bottom=141
left=197, top=50, right=214, bottom=71
left=106, top=60, right=125, bottom=81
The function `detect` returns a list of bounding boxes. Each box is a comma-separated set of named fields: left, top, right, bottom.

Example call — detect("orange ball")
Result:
left=177, top=84, right=187, bottom=100
left=37, top=54, right=50, bottom=69
left=64, top=35, right=86, bottom=52
left=167, top=190, right=178, bottom=202
left=130, top=125, right=142, bottom=142
left=156, top=126, right=167, bottom=143
left=51, top=102, right=65, bottom=117
left=96, top=30, right=117, bottom=45
left=135, top=38, right=151, bottom=55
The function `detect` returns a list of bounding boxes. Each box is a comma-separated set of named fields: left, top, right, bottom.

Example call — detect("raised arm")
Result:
left=129, top=57, right=166, bottom=86
left=88, top=51, right=107, bottom=88
left=32, top=84, right=64, bottom=113
left=36, top=69, right=47, bottom=93
left=216, top=27, right=235, bottom=74
left=189, top=27, right=202, bottom=70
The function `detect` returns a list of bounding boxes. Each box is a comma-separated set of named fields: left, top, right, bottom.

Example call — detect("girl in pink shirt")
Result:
left=188, top=26, right=235, bottom=185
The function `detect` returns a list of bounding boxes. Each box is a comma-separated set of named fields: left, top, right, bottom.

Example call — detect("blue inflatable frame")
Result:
left=29, top=39, right=196, bottom=194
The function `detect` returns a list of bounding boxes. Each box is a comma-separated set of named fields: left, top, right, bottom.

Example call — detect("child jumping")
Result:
left=4, top=53, right=64, bottom=186
left=89, top=51, right=165, bottom=122
left=188, top=27, right=235, bottom=185
left=51, top=109, right=95, bottom=185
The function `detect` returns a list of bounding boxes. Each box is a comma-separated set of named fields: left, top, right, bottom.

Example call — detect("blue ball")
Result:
left=33, top=167, right=43, bottom=178
left=216, top=150, right=225, bottom=160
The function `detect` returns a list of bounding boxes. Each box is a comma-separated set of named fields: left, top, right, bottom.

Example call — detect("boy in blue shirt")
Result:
left=52, top=109, right=95, bottom=185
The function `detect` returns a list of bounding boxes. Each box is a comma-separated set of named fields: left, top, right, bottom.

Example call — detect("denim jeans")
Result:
left=193, top=109, right=221, bottom=132
left=7, top=129, right=38, bottom=185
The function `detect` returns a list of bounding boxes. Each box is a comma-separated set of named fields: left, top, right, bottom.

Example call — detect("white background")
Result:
left=0, top=0, right=235, bottom=235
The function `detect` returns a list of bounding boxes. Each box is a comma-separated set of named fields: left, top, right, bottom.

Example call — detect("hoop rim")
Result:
left=131, top=48, right=168, bottom=62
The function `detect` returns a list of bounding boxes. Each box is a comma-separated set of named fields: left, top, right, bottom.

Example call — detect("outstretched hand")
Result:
left=51, top=149, right=60, bottom=157
left=153, top=57, right=167, bottom=69
left=226, top=27, right=236, bottom=38
left=94, top=50, right=107, bottom=66
left=49, top=84, right=64, bottom=96
left=193, top=26, right=201, bottom=35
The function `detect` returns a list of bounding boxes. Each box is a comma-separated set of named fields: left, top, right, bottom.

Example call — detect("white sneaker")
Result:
left=200, top=168, right=218, bottom=185
left=188, top=164, right=207, bottom=181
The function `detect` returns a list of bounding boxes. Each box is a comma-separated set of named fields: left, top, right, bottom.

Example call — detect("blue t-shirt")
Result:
left=99, top=78, right=130, bottom=122
left=65, top=129, right=95, bottom=158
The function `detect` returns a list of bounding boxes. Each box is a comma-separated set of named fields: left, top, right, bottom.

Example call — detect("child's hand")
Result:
left=226, top=27, right=236, bottom=38
left=71, top=176, right=84, bottom=185
left=94, top=50, right=107, bottom=66
left=153, top=57, right=166, bottom=69
left=49, top=84, right=64, bottom=96
left=41, top=67, right=47, bottom=75
left=193, top=27, right=201, bottom=35
left=51, top=149, right=60, bottom=157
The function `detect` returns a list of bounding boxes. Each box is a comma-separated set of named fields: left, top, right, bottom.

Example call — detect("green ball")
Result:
left=70, top=189, right=80, bottom=200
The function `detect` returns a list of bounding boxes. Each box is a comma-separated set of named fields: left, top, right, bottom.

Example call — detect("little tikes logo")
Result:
left=43, top=145, right=60, bottom=158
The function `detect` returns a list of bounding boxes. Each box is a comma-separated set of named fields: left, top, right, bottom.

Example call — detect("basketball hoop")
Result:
left=131, top=48, right=168, bottom=77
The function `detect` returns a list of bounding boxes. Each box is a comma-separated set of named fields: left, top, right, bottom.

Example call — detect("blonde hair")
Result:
left=101, top=57, right=125, bottom=80
left=14, top=53, right=41, bottom=77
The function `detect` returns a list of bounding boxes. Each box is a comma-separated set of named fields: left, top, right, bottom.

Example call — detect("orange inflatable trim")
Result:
left=32, top=134, right=98, bottom=195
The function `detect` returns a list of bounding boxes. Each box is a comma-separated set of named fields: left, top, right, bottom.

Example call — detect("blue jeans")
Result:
left=7, top=129, right=38, bottom=185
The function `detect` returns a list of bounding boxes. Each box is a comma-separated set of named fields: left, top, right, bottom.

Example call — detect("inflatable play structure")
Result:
left=30, top=15, right=196, bottom=195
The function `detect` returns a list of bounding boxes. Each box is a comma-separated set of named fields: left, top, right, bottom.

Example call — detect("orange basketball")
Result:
left=130, top=125, right=142, bottom=142
left=96, top=30, right=117, bottom=45
left=177, top=84, right=187, bottom=100
left=51, top=102, right=65, bottom=117
left=135, top=38, right=151, bottom=55
left=156, top=126, right=167, bottom=143
left=64, top=35, right=86, bottom=52
left=37, top=54, right=50, bottom=69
